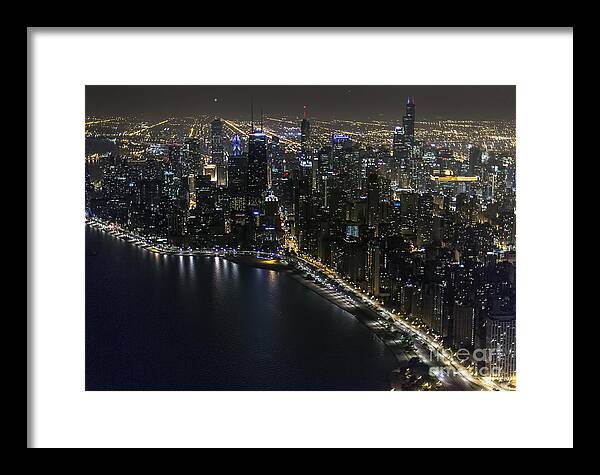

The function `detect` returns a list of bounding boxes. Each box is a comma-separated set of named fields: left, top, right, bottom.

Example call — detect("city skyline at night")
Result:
left=86, top=85, right=516, bottom=392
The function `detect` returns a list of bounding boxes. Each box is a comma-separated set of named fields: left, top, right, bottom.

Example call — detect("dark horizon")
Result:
left=85, top=85, right=516, bottom=122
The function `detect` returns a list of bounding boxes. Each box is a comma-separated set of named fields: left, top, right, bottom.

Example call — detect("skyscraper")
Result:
left=295, top=175, right=311, bottom=250
left=403, top=96, right=416, bottom=144
left=301, top=106, right=311, bottom=159
left=485, top=314, right=516, bottom=383
left=228, top=136, right=247, bottom=214
left=210, top=118, right=224, bottom=165
left=392, top=126, right=411, bottom=188
left=264, top=191, right=280, bottom=231
left=367, top=169, right=381, bottom=233
left=468, top=144, right=482, bottom=176
left=367, top=240, right=381, bottom=297
left=231, top=134, right=242, bottom=157
left=211, top=118, right=226, bottom=186
left=331, top=134, right=352, bottom=173
left=246, top=131, right=268, bottom=211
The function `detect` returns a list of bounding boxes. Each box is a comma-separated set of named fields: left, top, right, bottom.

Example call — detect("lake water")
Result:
left=85, top=227, right=399, bottom=390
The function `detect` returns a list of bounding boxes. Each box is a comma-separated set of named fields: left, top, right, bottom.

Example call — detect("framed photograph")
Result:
left=28, top=27, right=573, bottom=448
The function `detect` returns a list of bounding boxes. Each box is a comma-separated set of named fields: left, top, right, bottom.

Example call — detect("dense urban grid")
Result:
left=85, top=97, right=516, bottom=389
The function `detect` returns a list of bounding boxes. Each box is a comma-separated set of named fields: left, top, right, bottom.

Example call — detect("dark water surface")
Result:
left=86, top=227, right=398, bottom=390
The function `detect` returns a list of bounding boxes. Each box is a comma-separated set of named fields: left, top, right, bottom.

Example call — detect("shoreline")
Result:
left=276, top=258, right=485, bottom=390
left=86, top=219, right=482, bottom=390
left=285, top=270, right=417, bottom=366
left=286, top=258, right=488, bottom=391
left=220, top=254, right=418, bottom=390
left=221, top=253, right=418, bottom=371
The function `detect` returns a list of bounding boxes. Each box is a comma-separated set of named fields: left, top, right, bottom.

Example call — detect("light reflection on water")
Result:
left=86, top=227, right=399, bottom=390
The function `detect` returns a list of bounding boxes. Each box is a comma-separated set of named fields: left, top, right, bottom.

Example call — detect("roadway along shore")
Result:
left=224, top=253, right=478, bottom=391
left=85, top=217, right=494, bottom=391
left=287, top=254, right=493, bottom=391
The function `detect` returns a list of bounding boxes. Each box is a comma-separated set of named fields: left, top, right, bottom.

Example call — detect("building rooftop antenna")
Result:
left=260, top=107, right=263, bottom=132
left=251, top=97, right=254, bottom=133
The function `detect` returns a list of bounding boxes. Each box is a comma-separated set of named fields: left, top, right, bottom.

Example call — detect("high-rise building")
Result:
left=228, top=145, right=247, bottom=214
left=485, top=314, right=516, bottom=383
left=367, top=169, right=381, bottom=233
left=267, top=135, right=281, bottom=191
left=331, top=134, right=352, bottom=173
left=367, top=240, right=381, bottom=296
left=264, top=191, right=280, bottom=231
left=468, top=144, right=482, bottom=176
left=392, top=126, right=411, bottom=188
left=417, top=193, right=434, bottom=247
left=211, top=118, right=226, bottom=187
left=295, top=175, right=311, bottom=250
left=210, top=118, right=224, bottom=165
left=167, top=144, right=182, bottom=177
left=301, top=105, right=311, bottom=158
left=453, top=304, right=476, bottom=350
left=231, top=134, right=242, bottom=157
left=403, top=96, right=416, bottom=144
left=246, top=131, right=268, bottom=211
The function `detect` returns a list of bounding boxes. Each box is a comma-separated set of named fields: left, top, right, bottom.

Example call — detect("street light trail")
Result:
left=293, top=253, right=509, bottom=391
left=126, top=118, right=171, bottom=137
left=223, top=119, right=300, bottom=150
left=222, top=119, right=249, bottom=138
left=85, top=118, right=117, bottom=126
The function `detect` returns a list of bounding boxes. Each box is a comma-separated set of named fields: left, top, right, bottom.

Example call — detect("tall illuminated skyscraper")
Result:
left=301, top=105, right=311, bottom=158
left=392, top=126, right=410, bottom=188
left=246, top=131, right=268, bottom=211
left=485, top=315, right=516, bottom=382
left=231, top=134, right=242, bottom=157
left=210, top=118, right=224, bottom=164
left=331, top=133, right=351, bottom=174
left=403, top=96, right=416, bottom=144
left=367, top=169, right=381, bottom=233
left=211, top=118, right=226, bottom=186
left=228, top=135, right=247, bottom=213
left=392, top=126, right=405, bottom=152
left=468, top=144, right=482, bottom=176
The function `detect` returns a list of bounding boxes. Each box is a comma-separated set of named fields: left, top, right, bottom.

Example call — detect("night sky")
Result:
left=86, top=85, right=515, bottom=122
